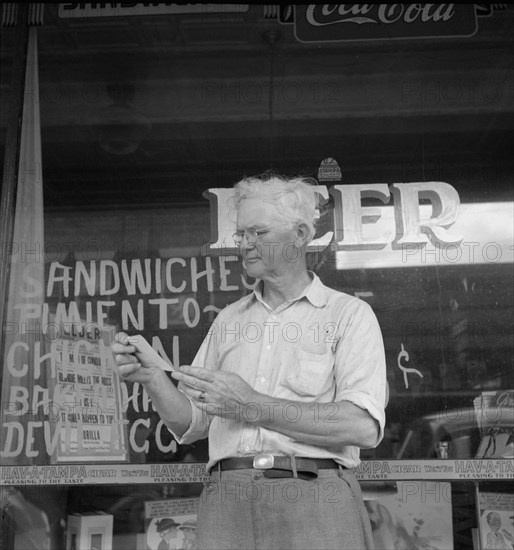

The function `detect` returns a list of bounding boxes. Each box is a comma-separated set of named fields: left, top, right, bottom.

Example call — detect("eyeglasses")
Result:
left=232, top=223, right=291, bottom=246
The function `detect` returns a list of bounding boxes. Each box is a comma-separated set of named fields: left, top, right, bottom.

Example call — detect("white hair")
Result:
left=233, top=174, right=320, bottom=241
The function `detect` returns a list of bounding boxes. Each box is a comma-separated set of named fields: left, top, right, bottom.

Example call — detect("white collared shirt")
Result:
left=171, top=272, right=387, bottom=470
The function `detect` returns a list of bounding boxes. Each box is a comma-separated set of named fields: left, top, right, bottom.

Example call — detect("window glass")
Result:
left=1, top=4, right=512, bottom=549
left=2, top=2, right=513, bottom=466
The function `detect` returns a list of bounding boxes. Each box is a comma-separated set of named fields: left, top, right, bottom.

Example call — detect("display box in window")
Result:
left=66, top=512, right=113, bottom=550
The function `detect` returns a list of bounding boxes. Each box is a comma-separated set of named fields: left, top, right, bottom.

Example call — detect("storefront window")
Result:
left=1, top=4, right=513, bottom=549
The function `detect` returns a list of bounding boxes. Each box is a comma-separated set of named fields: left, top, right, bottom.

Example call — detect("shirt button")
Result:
left=266, top=344, right=271, bottom=350
left=260, top=377, right=266, bottom=383
left=244, top=445, right=250, bottom=452
left=272, top=315, right=277, bottom=320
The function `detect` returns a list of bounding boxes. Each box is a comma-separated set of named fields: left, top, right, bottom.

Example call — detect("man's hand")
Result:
left=112, top=333, right=193, bottom=436
left=171, top=366, right=257, bottom=417
left=111, top=332, right=162, bottom=386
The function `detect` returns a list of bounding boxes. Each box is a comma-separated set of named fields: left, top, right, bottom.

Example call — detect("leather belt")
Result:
left=213, top=454, right=342, bottom=480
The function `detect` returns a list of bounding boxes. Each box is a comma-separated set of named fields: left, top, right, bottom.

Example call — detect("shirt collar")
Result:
left=303, top=271, right=328, bottom=308
left=241, top=271, right=327, bottom=310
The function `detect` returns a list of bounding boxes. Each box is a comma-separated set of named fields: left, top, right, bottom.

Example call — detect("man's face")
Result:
left=182, top=528, right=195, bottom=541
left=162, top=526, right=178, bottom=541
left=236, top=198, right=297, bottom=280
left=488, top=513, right=501, bottom=532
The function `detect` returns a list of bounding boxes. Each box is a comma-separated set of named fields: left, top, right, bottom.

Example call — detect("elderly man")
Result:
left=112, top=174, right=387, bottom=549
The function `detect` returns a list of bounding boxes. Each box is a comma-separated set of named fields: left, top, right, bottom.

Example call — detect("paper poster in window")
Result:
left=478, top=492, right=514, bottom=550
left=48, top=321, right=128, bottom=462
left=474, top=390, right=514, bottom=459
left=364, top=481, right=453, bottom=550
left=145, top=498, right=199, bottom=550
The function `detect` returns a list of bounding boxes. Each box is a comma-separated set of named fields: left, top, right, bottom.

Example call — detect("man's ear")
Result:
left=295, top=222, right=310, bottom=247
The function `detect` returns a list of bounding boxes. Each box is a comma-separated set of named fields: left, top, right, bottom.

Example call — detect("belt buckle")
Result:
left=253, top=453, right=275, bottom=470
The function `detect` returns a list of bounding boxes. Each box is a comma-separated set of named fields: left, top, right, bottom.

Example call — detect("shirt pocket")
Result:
left=281, top=349, right=334, bottom=398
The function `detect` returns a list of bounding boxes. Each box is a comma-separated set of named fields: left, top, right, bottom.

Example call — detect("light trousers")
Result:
left=197, top=466, right=373, bottom=550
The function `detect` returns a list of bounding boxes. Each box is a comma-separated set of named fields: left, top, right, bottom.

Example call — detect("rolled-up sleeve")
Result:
left=334, top=299, right=387, bottom=447
left=167, top=317, right=220, bottom=445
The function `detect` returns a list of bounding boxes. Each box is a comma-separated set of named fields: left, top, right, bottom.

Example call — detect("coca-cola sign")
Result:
left=294, top=4, right=477, bottom=43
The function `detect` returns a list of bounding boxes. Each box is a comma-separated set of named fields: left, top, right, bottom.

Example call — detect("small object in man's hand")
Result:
left=127, top=334, right=174, bottom=372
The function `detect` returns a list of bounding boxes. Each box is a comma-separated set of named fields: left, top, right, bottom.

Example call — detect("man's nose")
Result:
left=241, top=234, right=256, bottom=248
